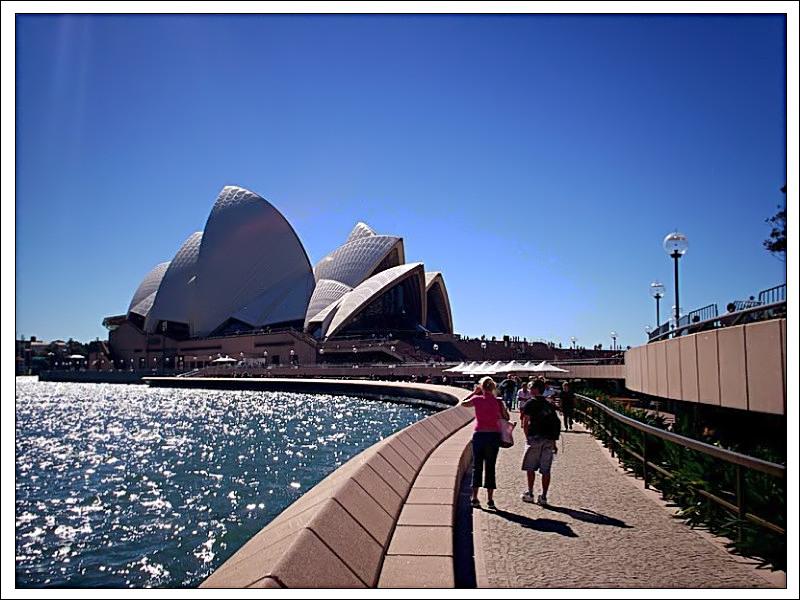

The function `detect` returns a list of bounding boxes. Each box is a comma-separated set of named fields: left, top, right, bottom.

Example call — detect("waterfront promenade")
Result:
left=472, top=416, right=783, bottom=588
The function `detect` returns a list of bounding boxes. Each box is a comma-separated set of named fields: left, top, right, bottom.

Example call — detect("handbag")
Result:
left=496, top=397, right=516, bottom=448
left=498, top=417, right=516, bottom=448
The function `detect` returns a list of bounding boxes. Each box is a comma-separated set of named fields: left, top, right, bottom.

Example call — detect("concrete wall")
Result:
left=556, top=364, right=625, bottom=380
left=624, top=319, right=786, bottom=415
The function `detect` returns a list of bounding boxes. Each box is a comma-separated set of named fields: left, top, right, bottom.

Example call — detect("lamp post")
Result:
left=650, top=281, right=665, bottom=328
left=610, top=331, right=617, bottom=351
left=570, top=336, right=576, bottom=351
left=480, top=341, right=487, bottom=361
left=290, top=348, right=296, bottom=366
left=663, top=231, right=688, bottom=333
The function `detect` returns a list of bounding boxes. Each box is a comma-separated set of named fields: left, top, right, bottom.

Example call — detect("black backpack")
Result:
left=530, top=399, right=561, bottom=441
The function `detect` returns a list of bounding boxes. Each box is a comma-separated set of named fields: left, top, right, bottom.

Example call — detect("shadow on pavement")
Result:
left=454, top=468, right=477, bottom=588
left=487, top=508, right=578, bottom=538
left=542, top=504, right=632, bottom=528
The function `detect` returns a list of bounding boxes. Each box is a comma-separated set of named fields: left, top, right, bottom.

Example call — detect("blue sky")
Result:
left=15, top=14, right=786, bottom=348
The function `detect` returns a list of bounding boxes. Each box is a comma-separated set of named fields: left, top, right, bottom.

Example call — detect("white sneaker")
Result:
left=537, top=494, right=548, bottom=506
left=521, top=491, right=535, bottom=503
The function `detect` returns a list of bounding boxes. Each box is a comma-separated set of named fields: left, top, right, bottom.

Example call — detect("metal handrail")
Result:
left=575, top=393, right=785, bottom=538
left=647, top=300, right=786, bottom=344
left=758, top=283, right=786, bottom=305
left=576, top=394, right=784, bottom=477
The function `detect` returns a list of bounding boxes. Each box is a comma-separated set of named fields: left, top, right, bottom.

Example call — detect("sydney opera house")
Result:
left=103, top=185, right=454, bottom=369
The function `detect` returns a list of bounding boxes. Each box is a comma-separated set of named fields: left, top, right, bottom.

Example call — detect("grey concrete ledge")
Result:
left=190, top=380, right=474, bottom=588
left=145, top=376, right=471, bottom=407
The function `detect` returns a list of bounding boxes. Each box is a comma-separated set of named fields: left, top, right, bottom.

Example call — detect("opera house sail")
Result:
left=107, top=185, right=453, bottom=362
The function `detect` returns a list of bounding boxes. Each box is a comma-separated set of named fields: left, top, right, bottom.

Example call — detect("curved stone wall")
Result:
left=171, top=379, right=475, bottom=588
left=145, top=377, right=474, bottom=588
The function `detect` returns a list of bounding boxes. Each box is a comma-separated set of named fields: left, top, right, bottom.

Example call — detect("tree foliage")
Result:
left=763, top=185, right=786, bottom=258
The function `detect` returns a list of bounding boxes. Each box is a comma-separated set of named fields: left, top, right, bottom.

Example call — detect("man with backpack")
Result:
left=520, top=380, right=561, bottom=505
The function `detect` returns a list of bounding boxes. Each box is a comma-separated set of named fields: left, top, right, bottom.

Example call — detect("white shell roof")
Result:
left=144, top=232, right=203, bottom=332
left=306, top=295, right=346, bottom=335
left=345, top=222, right=377, bottom=244
left=128, top=262, right=170, bottom=317
left=124, top=197, right=455, bottom=340
left=190, top=186, right=314, bottom=337
left=130, top=292, right=157, bottom=318
left=304, top=278, right=353, bottom=327
left=424, top=271, right=454, bottom=334
left=314, top=234, right=404, bottom=288
left=324, top=262, right=426, bottom=339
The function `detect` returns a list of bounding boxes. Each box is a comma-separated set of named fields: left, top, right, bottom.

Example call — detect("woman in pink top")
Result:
left=459, top=376, right=510, bottom=509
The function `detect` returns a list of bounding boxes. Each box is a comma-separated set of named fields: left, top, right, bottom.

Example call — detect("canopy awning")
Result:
left=212, top=355, right=237, bottom=363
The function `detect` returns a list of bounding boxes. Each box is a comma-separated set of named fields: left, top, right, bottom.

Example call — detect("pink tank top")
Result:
left=472, top=393, right=502, bottom=432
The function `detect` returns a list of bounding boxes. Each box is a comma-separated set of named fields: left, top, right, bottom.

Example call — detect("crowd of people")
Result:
left=459, top=375, right=576, bottom=509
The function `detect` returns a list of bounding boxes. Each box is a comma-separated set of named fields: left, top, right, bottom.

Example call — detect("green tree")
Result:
left=763, top=185, right=786, bottom=259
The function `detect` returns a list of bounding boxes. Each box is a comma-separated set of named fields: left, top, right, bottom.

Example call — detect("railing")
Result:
left=574, top=393, right=785, bottom=539
left=758, top=283, right=786, bottom=305
left=648, top=321, right=671, bottom=341
left=647, top=300, right=786, bottom=344
left=686, top=303, right=718, bottom=324
left=731, top=299, right=762, bottom=312
left=551, top=357, right=625, bottom=365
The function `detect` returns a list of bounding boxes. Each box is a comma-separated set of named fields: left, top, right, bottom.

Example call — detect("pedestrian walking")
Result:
left=559, top=381, right=576, bottom=431
left=517, top=380, right=533, bottom=412
left=459, top=376, right=509, bottom=510
left=498, top=374, right=517, bottom=411
left=520, top=380, right=561, bottom=506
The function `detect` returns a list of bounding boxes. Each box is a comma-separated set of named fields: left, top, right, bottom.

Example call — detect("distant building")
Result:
left=104, top=185, right=456, bottom=367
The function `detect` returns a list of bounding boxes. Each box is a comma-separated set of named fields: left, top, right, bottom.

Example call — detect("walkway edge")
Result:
left=586, top=425, right=786, bottom=589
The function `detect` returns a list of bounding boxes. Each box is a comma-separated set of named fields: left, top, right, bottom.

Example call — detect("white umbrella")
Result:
left=496, top=360, right=523, bottom=374
left=68, top=354, right=86, bottom=360
left=514, top=361, right=539, bottom=373
left=212, top=355, right=237, bottom=364
left=443, top=361, right=465, bottom=373
left=482, top=361, right=505, bottom=375
left=464, top=361, right=491, bottom=375
left=535, top=360, right=569, bottom=374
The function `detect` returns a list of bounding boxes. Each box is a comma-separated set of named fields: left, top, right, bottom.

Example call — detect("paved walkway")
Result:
left=471, top=416, right=780, bottom=588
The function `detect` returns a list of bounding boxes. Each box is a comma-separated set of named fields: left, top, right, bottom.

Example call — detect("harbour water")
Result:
left=15, top=378, right=431, bottom=587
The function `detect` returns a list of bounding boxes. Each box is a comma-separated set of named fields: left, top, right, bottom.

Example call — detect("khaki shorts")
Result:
left=522, top=436, right=555, bottom=475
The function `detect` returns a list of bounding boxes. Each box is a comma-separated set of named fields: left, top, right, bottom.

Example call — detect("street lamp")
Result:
left=610, top=331, right=618, bottom=351
left=663, top=231, right=688, bottom=332
left=570, top=336, right=576, bottom=350
left=290, top=348, right=296, bottom=366
left=650, top=281, right=665, bottom=327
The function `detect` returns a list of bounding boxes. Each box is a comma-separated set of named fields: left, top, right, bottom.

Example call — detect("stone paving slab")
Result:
left=472, top=418, right=781, bottom=589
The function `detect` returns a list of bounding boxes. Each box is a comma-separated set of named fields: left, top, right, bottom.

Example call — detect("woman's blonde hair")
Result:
left=479, top=376, right=496, bottom=393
